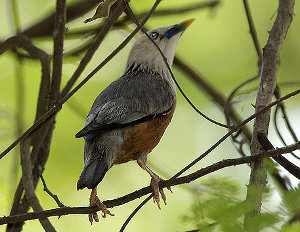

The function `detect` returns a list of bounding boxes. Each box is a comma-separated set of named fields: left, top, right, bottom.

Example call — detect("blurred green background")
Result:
left=0, top=0, right=300, bottom=231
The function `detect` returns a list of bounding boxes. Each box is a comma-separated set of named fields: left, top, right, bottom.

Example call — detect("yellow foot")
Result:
left=89, top=191, right=114, bottom=225
left=150, top=176, right=172, bottom=209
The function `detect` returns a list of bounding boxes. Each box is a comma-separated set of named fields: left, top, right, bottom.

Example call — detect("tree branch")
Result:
left=244, top=0, right=295, bottom=229
left=41, top=175, right=66, bottom=208
left=7, top=0, right=24, bottom=200
left=50, top=0, right=66, bottom=101
left=1, top=141, right=299, bottom=226
left=257, top=133, right=300, bottom=179
left=3, top=35, right=52, bottom=232
left=20, top=139, right=56, bottom=232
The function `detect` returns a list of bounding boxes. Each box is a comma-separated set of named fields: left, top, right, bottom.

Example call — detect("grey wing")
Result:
left=75, top=71, right=175, bottom=138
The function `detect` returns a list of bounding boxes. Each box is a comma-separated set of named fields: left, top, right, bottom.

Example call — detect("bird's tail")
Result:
left=77, top=142, right=109, bottom=190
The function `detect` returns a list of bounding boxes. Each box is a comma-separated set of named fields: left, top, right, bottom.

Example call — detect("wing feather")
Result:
left=75, top=70, right=175, bottom=138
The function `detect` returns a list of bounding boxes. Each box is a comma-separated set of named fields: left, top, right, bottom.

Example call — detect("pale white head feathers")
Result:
left=126, top=19, right=194, bottom=76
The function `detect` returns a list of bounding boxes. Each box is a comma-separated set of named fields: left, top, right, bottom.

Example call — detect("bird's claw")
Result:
left=89, top=212, right=99, bottom=225
left=150, top=176, right=171, bottom=209
left=89, top=194, right=114, bottom=225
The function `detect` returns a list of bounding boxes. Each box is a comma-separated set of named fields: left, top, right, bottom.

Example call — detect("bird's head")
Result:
left=126, top=19, right=194, bottom=75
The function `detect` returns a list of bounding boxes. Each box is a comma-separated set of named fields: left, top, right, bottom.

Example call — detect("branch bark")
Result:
left=3, top=35, right=52, bottom=232
left=244, top=0, right=295, bottom=230
left=51, top=0, right=66, bottom=101
left=7, top=0, right=67, bottom=230
left=20, top=139, right=56, bottom=232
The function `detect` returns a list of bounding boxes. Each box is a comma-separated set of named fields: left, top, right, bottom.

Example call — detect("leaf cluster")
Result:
left=182, top=178, right=300, bottom=232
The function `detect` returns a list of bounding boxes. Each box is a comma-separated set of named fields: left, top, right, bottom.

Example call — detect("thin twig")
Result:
left=242, top=0, right=262, bottom=63
left=224, top=75, right=257, bottom=157
left=274, top=103, right=300, bottom=160
left=241, top=2, right=299, bottom=170
left=174, top=57, right=253, bottom=142
left=119, top=195, right=152, bottom=232
left=274, top=87, right=299, bottom=143
left=40, top=175, right=66, bottom=208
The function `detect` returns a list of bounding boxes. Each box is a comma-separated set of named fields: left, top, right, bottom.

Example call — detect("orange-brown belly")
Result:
left=113, top=107, right=175, bottom=164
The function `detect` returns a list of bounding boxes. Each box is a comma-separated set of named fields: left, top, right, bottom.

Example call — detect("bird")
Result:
left=75, top=19, right=194, bottom=223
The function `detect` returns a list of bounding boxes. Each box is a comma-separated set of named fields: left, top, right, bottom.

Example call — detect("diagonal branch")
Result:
left=41, top=175, right=66, bottom=208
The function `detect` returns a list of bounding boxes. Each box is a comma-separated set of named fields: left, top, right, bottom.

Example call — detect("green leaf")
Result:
left=182, top=178, right=281, bottom=232
left=84, top=0, right=119, bottom=23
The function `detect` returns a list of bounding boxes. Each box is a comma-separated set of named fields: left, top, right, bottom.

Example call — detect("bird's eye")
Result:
left=150, top=31, right=159, bottom=40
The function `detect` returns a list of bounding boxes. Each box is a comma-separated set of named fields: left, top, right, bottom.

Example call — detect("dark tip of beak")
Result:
left=164, top=18, right=195, bottom=39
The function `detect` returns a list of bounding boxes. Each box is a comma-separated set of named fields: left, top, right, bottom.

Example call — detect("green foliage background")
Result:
left=0, top=0, right=300, bottom=231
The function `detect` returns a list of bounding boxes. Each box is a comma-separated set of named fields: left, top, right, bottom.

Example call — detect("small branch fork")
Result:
left=1, top=141, right=299, bottom=226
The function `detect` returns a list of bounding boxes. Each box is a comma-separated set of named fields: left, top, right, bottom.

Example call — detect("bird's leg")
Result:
left=137, top=155, right=171, bottom=209
left=89, top=188, right=114, bottom=225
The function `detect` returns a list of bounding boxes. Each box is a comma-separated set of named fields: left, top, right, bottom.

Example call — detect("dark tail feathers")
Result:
left=77, top=158, right=109, bottom=190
